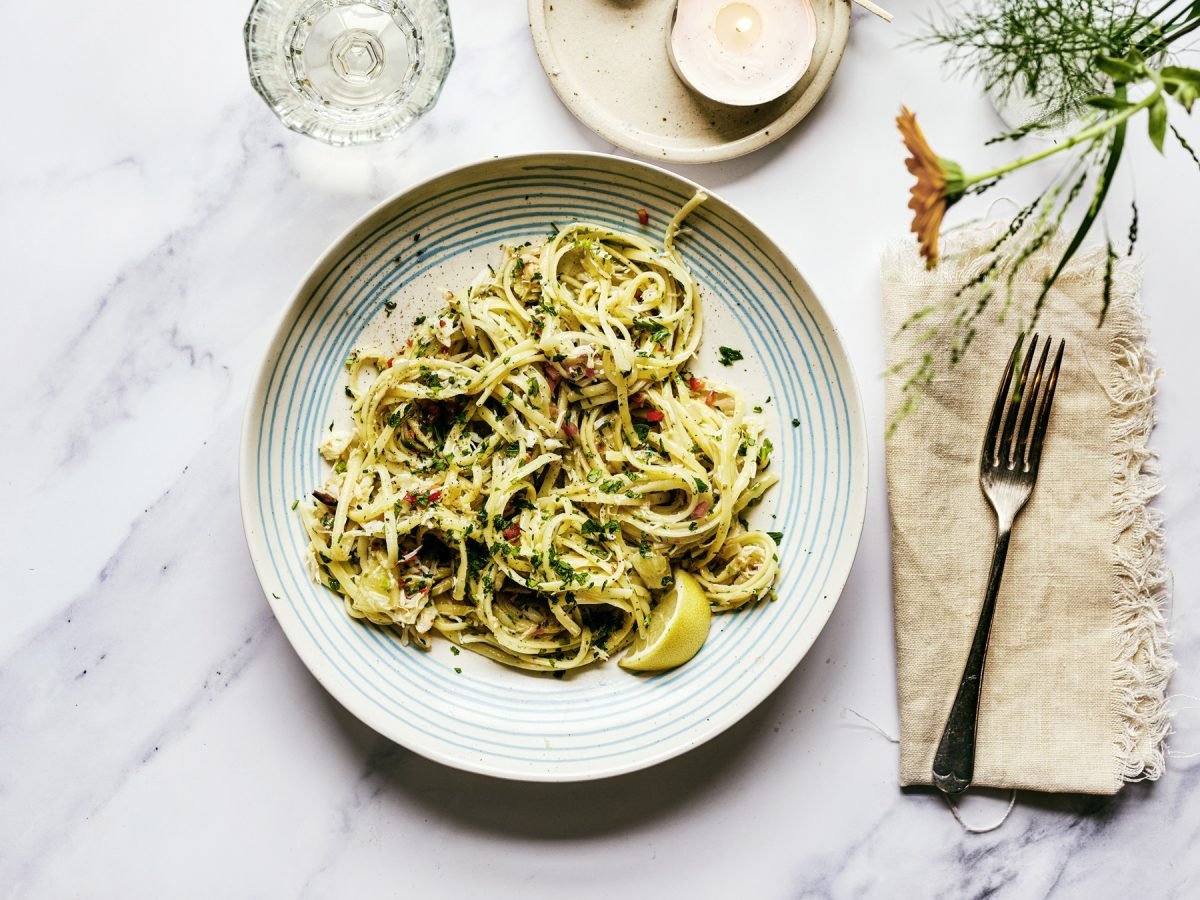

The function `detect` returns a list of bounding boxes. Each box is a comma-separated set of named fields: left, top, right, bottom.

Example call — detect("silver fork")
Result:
left=932, top=333, right=1066, bottom=795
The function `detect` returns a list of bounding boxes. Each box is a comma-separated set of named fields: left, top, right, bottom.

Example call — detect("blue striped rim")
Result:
left=244, top=156, right=862, bottom=773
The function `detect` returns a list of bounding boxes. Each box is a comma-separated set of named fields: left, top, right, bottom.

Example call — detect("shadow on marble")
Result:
left=666, top=75, right=847, bottom=190
left=311, top=654, right=800, bottom=840
left=899, top=778, right=1161, bottom=826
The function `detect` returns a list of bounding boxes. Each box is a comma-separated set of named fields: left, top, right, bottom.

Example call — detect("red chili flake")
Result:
left=386, top=358, right=395, bottom=368
left=637, top=208, right=649, bottom=226
left=688, top=376, right=704, bottom=392
left=503, top=521, right=521, bottom=542
left=644, top=410, right=664, bottom=422
left=404, top=489, right=441, bottom=507
left=563, top=421, right=579, bottom=438
left=705, top=390, right=717, bottom=407
left=631, top=394, right=645, bottom=407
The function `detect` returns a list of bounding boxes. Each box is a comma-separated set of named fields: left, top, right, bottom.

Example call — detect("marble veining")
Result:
left=3, top=1, right=1198, bottom=897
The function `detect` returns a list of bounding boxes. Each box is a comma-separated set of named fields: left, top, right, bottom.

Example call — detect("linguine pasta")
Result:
left=298, top=194, right=781, bottom=672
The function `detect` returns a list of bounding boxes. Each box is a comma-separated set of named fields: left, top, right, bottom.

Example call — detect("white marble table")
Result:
left=4, top=1, right=1198, bottom=896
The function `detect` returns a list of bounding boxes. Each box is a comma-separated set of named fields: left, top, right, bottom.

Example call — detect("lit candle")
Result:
left=713, top=3, right=763, bottom=53
left=668, top=0, right=817, bottom=107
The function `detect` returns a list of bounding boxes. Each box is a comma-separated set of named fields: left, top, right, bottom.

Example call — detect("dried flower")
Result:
left=897, top=107, right=966, bottom=269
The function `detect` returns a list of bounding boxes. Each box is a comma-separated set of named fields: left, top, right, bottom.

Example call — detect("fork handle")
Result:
left=932, top=527, right=1012, bottom=794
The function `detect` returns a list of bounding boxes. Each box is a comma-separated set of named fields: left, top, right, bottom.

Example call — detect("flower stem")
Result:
left=962, top=87, right=1161, bottom=189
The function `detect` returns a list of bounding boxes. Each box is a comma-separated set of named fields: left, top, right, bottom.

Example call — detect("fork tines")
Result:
left=983, top=334, right=1066, bottom=475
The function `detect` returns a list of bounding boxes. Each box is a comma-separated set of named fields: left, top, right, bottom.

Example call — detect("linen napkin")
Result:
left=882, top=230, right=1173, bottom=794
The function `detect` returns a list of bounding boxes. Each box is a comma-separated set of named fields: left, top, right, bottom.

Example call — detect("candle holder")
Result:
left=245, top=0, right=454, bottom=146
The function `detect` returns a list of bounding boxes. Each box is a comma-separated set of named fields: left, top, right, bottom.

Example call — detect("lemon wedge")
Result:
left=619, top=570, right=712, bottom=672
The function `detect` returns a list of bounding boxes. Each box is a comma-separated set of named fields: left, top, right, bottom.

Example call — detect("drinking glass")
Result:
left=245, top=0, right=454, bottom=145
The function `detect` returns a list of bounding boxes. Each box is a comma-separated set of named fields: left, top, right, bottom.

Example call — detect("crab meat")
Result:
left=320, top=429, right=354, bottom=461
left=434, top=315, right=458, bottom=348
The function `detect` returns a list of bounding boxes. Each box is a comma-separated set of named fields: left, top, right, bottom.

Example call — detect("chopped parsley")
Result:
left=718, top=346, right=744, bottom=366
left=547, top=546, right=584, bottom=585
left=413, top=315, right=427, bottom=326
left=450, top=646, right=460, bottom=656
left=383, top=299, right=397, bottom=315
left=792, top=418, right=800, bottom=428
left=767, top=531, right=784, bottom=544
left=694, top=477, right=709, bottom=493
left=586, top=468, right=602, bottom=483
left=632, top=318, right=670, bottom=343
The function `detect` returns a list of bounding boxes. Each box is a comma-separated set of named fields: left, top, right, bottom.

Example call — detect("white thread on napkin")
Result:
left=882, top=230, right=1173, bottom=794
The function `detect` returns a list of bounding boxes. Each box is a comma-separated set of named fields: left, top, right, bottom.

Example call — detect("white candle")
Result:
left=668, top=0, right=817, bottom=107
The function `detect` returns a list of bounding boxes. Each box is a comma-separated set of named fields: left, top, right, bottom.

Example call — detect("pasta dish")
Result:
left=298, top=194, right=781, bottom=672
